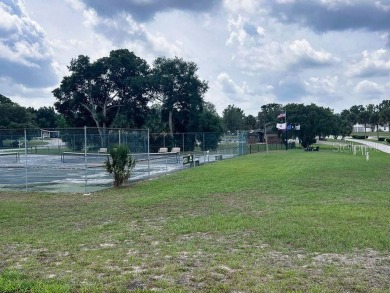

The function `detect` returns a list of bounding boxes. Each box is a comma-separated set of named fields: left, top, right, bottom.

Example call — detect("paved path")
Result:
left=345, top=139, right=390, bottom=154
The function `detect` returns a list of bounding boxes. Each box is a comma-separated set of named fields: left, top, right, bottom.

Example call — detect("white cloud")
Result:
left=79, top=0, right=220, bottom=22
left=304, top=75, right=339, bottom=95
left=2, top=0, right=390, bottom=116
left=375, top=0, right=390, bottom=12
left=223, top=0, right=263, bottom=14
left=87, top=12, right=184, bottom=58
left=0, top=0, right=57, bottom=87
left=267, top=0, right=390, bottom=32
left=347, top=49, right=390, bottom=77
left=289, top=39, right=336, bottom=66
left=226, top=15, right=265, bottom=46
left=217, top=72, right=247, bottom=97
left=0, top=1, right=49, bottom=65
left=0, top=76, right=55, bottom=108
left=353, top=80, right=384, bottom=95
left=235, top=39, right=336, bottom=73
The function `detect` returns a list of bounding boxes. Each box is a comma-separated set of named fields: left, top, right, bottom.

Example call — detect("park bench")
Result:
left=304, top=146, right=319, bottom=151
left=170, top=147, right=180, bottom=153
left=215, top=154, right=223, bottom=160
left=158, top=147, right=168, bottom=153
left=98, top=147, right=108, bottom=154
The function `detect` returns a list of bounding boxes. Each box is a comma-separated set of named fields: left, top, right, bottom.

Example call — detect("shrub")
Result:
left=105, top=145, right=136, bottom=187
left=386, top=138, right=390, bottom=144
left=351, top=135, right=368, bottom=139
left=378, top=137, right=385, bottom=141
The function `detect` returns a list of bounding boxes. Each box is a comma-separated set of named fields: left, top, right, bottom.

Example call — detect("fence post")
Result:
left=182, top=133, right=185, bottom=153
left=84, top=126, right=89, bottom=195
left=203, top=133, right=205, bottom=152
left=24, top=129, right=28, bottom=192
left=147, top=129, right=150, bottom=178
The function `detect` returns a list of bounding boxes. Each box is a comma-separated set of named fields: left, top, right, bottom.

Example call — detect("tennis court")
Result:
left=0, top=127, right=245, bottom=193
left=0, top=149, right=239, bottom=193
left=0, top=152, right=192, bottom=193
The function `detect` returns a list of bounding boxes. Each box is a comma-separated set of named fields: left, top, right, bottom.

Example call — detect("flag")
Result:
left=295, top=124, right=300, bottom=130
left=277, top=113, right=286, bottom=119
left=276, top=123, right=286, bottom=130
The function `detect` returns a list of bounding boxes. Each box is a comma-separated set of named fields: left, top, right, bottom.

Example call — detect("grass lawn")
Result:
left=352, top=132, right=390, bottom=138
left=1, top=139, right=49, bottom=148
left=0, top=147, right=389, bottom=292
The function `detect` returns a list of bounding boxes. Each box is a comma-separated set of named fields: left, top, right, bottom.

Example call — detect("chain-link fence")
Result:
left=0, top=128, right=292, bottom=193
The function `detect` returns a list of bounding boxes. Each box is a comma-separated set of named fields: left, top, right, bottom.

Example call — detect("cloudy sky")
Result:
left=1, top=0, right=390, bottom=115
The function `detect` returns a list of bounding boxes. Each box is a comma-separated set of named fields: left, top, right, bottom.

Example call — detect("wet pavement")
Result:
left=0, top=151, right=236, bottom=193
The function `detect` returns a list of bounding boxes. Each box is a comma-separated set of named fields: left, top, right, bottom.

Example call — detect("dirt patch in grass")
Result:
left=1, top=229, right=389, bottom=292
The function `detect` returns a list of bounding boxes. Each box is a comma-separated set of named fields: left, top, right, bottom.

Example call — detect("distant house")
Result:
left=266, top=134, right=283, bottom=144
left=247, top=130, right=264, bottom=144
left=352, top=123, right=388, bottom=133
left=41, top=129, right=60, bottom=139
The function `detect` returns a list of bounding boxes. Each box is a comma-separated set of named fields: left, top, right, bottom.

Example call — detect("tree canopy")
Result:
left=151, top=57, right=208, bottom=136
left=222, top=105, right=244, bottom=132
left=285, top=103, right=336, bottom=148
left=53, top=49, right=151, bottom=145
left=0, top=95, right=36, bottom=129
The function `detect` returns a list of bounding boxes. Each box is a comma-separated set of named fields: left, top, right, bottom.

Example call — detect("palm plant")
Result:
left=105, top=145, right=136, bottom=187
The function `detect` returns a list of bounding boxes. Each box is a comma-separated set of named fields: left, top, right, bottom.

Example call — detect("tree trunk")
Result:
left=81, top=103, right=104, bottom=148
left=364, top=123, right=367, bottom=139
left=169, top=110, right=173, bottom=137
left=102, top=103, right=107, bottom=147
left=376, top=124, right=379, bottom=139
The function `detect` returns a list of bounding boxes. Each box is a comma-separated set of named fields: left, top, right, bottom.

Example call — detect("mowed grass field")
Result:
left=0, top=146, right=389, bottom=292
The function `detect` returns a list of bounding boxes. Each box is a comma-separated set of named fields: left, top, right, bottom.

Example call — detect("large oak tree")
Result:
left=53, top=49, right=150, bottom=146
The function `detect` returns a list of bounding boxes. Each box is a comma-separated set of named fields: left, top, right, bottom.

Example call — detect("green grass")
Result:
left=352, top=131, right=390, bottom=138
left=0, top=148, right=389, bottom=292
left=1, top=139, right=49, bottom=148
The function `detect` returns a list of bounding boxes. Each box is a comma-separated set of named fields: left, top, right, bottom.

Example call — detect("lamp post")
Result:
left=264, top=122, right=270, bottom=155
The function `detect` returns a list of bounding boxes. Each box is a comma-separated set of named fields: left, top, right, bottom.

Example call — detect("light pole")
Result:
left=264, top=122, right=270, bottom=155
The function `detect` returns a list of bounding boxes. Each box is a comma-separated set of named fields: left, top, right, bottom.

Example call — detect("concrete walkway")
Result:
left=345, top=138, right=390, bottom=154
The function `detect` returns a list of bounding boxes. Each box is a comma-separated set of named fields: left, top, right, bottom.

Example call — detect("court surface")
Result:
left=0, top=152, right=230, bottom=193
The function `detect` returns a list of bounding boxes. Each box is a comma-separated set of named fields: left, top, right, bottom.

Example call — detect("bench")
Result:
left=171, top=147, right=180, bottom=153
left=98, top=147, right=108, bottom=154
left=215, top=154, right=223, bottom=160
left=304, top=146, right=319, bottom=152
left=158, top=147, right=168, bottom=153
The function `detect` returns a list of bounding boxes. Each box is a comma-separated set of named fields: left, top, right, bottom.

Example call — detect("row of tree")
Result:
left=1, top=49, right=390, bottom=149
left=222, top=101, right=390, bottom=147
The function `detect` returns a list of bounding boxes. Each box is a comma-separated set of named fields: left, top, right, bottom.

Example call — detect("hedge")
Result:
left=351, top=135, right=368, bottom=139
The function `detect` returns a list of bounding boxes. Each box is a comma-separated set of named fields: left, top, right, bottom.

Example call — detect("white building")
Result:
left=353, top=123, right=388, bottom=133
